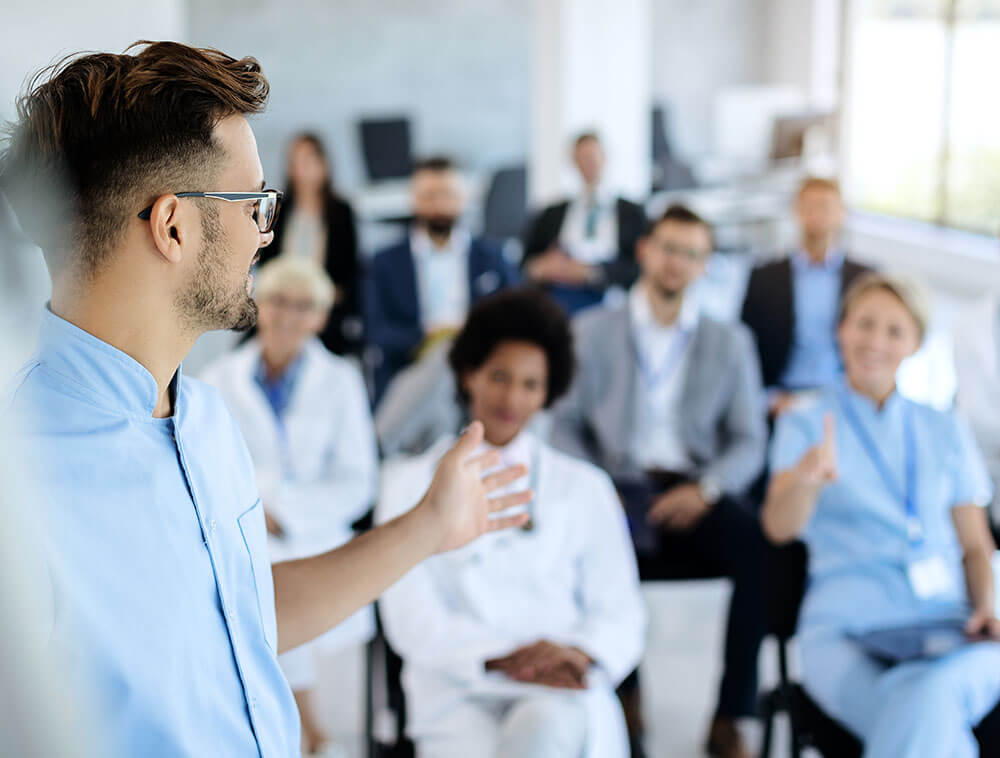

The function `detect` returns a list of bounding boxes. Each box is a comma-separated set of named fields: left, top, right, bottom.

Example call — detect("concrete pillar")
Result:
left=530, top=0, right=652, bottom=204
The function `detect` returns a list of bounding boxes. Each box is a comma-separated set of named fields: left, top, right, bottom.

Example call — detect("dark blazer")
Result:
left=740, top=255, right=871, bottom=389
left=521, top=197, right=647, bottom=288
left=259, top=191, right=362, bottom=356
left=364, top=235, right=520, bottom=404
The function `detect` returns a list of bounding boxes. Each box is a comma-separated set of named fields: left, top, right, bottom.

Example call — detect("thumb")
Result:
left=449, top=421, right=484, bottom=460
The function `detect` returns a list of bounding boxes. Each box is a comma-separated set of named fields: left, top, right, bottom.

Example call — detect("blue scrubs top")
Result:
left=770, top=383, right=993, bottom=635
left=5, top=309, right=300, bottom=756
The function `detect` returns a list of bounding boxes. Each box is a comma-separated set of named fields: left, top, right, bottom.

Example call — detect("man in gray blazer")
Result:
left=550, top=205, right=768, bottom=758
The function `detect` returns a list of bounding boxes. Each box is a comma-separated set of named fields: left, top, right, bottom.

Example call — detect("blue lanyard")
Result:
left=634, top=329, right=693, bottom=389
left=837, top=388, right=922, bottom=545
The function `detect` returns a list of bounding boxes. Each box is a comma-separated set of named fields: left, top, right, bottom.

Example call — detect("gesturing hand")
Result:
left=796, top=413, right=838, bottom=489
left=418, top=422, right=532, bottom=555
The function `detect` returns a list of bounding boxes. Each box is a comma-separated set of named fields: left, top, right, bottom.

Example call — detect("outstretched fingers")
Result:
left=485, top=512, right=530, bottom=532
left=480, top=463, right=528, bottom=493
left=487, top=489, right=533, bottom=512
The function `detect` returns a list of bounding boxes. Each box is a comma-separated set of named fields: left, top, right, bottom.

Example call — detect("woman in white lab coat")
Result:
left=202, top=257, right=378, bottom=756
left=377, top=288, right=646, bottom=758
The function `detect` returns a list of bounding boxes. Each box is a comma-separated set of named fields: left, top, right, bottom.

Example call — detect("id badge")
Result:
left=907, top=554, right=954, bottom=599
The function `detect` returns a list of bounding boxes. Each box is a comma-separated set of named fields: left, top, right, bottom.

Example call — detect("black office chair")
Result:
left=650, top=104, right=696, bottom=193
left=359, top=117, right=413, bottom=182
left=368, top=607, right=414, bottom=758
left=759, top=541, right=1000, bottom=757
left=482, top=164, right=527, bottom=245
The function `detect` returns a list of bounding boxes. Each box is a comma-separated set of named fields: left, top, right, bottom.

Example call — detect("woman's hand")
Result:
left=795, top=413, right=838, bottom=489
left=965, top=608, right=1000, bottom=639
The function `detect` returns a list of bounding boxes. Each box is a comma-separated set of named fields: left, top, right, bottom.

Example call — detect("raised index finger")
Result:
left=822, top=413, right=836, bottom=452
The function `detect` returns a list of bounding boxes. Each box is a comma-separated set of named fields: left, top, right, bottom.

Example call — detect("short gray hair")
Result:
left=254, top=256, right=335, bottom=311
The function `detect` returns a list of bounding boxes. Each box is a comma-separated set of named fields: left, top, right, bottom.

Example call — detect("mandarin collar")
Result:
left=35, top=306, right=180, bottom=420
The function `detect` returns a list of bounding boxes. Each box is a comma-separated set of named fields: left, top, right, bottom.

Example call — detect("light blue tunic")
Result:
left=771, top=383, right=1000, bottom=757
left=5, top=310, right=300, bottom=756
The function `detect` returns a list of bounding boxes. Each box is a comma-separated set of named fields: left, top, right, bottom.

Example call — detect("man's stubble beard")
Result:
left=174, top=203, right=258, bottom=335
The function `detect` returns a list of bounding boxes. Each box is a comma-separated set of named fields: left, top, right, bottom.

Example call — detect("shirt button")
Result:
left=250, top=695, right=258, bottom=710
left=209, top=519, right=217, bottom=534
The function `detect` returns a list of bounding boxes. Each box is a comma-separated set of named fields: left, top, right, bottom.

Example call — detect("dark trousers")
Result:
left=619, top=475, right=767, bottom=720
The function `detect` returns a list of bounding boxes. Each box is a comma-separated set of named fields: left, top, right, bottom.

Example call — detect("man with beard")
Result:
left=365, top=156, right=520, bottom=404
left=550, top=205, right=768, bottom=758
left=0, top=42, right=530, bottom=758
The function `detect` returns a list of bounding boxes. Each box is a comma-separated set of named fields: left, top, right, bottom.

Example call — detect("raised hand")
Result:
left=417, top=421, right=532, bottom=555
left=796, top=413, right=838, bottom=489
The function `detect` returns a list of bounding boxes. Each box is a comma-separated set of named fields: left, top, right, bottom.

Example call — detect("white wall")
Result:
left=650, top=0, right=769, bottom=158
left=186, top=0, right=532, bottom=196
left=530, top=0, right=651, bottom=203
left=0, top=0, right=187, bottom=123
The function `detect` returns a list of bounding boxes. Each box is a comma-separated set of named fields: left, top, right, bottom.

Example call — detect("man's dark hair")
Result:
left=412, top=155, right=457, bottom=175
left=0, top=41, right=270, bottom=276
left=645, top=203, right=714, bottom=246
left=448, top=287, right=575, bottom=409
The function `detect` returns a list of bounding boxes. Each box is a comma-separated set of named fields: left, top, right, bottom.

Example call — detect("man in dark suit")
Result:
left=741, top=177, right=871, bottom=416
left=522, top=132, right=647, bottom=314
left=365, top=157, right=519, bottom=405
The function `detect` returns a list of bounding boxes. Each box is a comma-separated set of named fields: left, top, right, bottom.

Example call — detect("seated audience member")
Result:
left=763, top=273, right=1000, bottom=758
left=365, top=156, right=520, bottom=404
left=375, top=338, right=462, bottom=458
left=377, top=289, right=646, bottom=758
left=202, top=257, right=378, bottom=755
left=257, top=132, right=363, bottom=356
left=953, top=285, right=1000, bottom=527
left=741, top=177, right=870, bottom=417
left=522, top=132, right=647, bottom=315
left=550, top=205, right=768, bottom=758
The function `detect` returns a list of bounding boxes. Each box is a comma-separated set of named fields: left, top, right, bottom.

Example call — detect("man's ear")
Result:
left=146, top=195, right=186, bottom=264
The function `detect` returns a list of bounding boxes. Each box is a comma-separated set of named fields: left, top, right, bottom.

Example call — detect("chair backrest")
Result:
left=482, top=164, right=527, bottom=243
left=360, top=117, right=413, bottom=182
left=763, top=540, right=809, bottom=641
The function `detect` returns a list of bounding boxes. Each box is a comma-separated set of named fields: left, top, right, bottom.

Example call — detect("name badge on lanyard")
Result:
left=837, top=390, right=953, bottom=599
left=634, top=329, right=693, bottom=390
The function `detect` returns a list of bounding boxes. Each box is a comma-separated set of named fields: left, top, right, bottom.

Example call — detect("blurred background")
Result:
left=1, top=1, right=998, bottom=755
left=3, top=0, right=999, bottom=402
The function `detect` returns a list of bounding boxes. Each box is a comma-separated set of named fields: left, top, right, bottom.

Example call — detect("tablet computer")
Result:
left=848, top=620, right=986, bottom=665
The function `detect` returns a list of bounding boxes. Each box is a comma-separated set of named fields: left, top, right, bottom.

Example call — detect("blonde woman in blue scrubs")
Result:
left=763, top=272, right=1000, bottom=758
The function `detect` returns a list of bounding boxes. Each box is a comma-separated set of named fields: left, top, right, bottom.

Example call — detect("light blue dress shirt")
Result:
left=770, top=382, right=993, bottom=635
left=6, top=310, right=299, bottom=756
left=779, top=250, right=845, bottom=391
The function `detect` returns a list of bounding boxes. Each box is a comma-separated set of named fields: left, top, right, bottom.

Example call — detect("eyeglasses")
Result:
left=137, top=190, right=283, bottom=233
left=264, top=294, right=319, bottom=314
left=649, top=238, right=710, bottom=262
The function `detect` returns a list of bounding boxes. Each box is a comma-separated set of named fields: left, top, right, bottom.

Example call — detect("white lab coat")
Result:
left=376, top=432, right=646, bottom=758
left=954, top=293, right=1000, bottom=517
left=201, top=338, right=377, bottom=653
